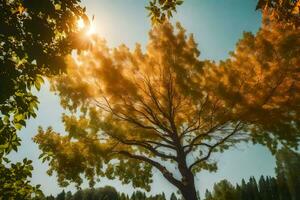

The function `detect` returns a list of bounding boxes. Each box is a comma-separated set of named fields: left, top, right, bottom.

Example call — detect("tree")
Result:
left=56, top=190, right=66, bottom=200
left=34, top=22, right=245, bottom=200
left=0, top=0, right=87, bottom=197
left=34, top=15, right=300, bottom=200
left=65, top=191, right=72, bottom=200
left=170, top=193, right=178, bottom=200
left=204, top=190, right=213, bottom=200
left=73, top=190, right=84, bottom=200
left=275, top=148, right=300, bottom=200
left=246, top=177, right=260, bottom=200
left=208, top=180, right=237, bottom=200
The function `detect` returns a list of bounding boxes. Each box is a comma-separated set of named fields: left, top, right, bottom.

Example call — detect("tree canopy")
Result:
left=34, top=8, right=299, bottom=198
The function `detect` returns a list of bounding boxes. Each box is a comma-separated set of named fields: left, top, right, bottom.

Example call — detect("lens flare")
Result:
left=87, top=23, right=96, bottom=36
left=77, top=18, right=85, bottom=29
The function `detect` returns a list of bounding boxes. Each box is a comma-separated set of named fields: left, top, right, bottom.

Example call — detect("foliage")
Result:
left=256, top=0, right=300, bottom=28
left=204, top=14, right=300, bottom=152
left=205, top=180, right=237, bottom=200
left=147, top=0, right=300, bottom=26
left=147, top=0, right=183, bottom=24
left=34, top=9, right=300, bottom=198
left=0, top=0, right=87, bottom=197
left=0, top=0, right=87, bottom=155
left=34, top=21, right=244, bottom=200
left=0, top=157, right=43, bottom=199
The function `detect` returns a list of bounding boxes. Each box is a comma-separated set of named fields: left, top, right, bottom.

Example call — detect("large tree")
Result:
left=34, top=12, right=299, bottom=200
left=35, top=22, right=245, bottom=199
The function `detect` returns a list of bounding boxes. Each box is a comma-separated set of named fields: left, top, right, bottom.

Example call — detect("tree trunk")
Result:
left=180, top=181, right=198, bottom=200
left=177, top=150, right=199, bottom=200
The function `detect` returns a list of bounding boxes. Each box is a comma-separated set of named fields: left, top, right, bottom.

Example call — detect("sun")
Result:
left=77, top=18, right=97, bottom=36
left=86, top=23, right=96, bottom=36
left=77, top=18, right=85, bottom=29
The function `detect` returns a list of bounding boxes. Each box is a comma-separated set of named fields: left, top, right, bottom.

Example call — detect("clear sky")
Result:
left=9, top=0, right=278, bottom=198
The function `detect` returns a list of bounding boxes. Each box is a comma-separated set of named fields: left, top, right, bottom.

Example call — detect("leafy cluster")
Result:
left=147, top=0, right=183, bottom=24
left=0, top=0, right=87, bottom=197
left=204, top=17, right=300, bottom=152
left=256, top=0, right=300, bottom=28
left=0, top=0, right=87, bottom=155
left=0, top=157, right=43, bottom=199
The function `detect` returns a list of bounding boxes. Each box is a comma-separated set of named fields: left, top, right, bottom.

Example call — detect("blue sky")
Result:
left=9, top=0, right=278, bottom=198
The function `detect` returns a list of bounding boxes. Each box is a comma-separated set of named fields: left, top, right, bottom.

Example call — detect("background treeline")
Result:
left=46, top=148, right=299, bottom=200
left=45, top=187, right=175, bottom=200
left=204, top=148, right=300, bottom=200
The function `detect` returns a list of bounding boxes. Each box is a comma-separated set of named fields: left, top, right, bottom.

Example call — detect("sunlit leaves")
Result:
left=203, top=16, right=300, bottom=151
left=256, top=0, right=300, bottom=28
left=147, top=0, right=184, bottom=24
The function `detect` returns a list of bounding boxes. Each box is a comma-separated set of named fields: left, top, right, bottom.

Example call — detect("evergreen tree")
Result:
left=204, top=190, right=213, bottom=200
left=170, top=193, right=178, bottom=200
left=65, top=191, right=72, bottom=200
left=247, top=177, right=260, bottom=200
left=276, top=148, right=300, bottom=200
left=56, top=190, right=66, bottom=200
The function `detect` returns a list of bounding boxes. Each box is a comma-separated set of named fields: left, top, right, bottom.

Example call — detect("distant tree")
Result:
left=170, top=193, right=178, bottom=200
left=56, top=190, right=66, bottom=200
left=246, top=177, right=260, bottom=200
left=46, top=195, right=56, bottom=200
left=65, top=191, right=72, bottom=200
left=73, top=190, right=84, bottom=200
left=120, top=193, right=129, bottom=200
left=204, top=190, right=213, bottom=200
left=275, top=148, right=300, bottom=200
left=209, top=180, right=237, bottom=200
left=269, top=177, right=279, bottom=200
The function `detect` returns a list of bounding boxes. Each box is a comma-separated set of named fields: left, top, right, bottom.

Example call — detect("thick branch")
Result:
left=116, top=151, right=183, bottom=189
